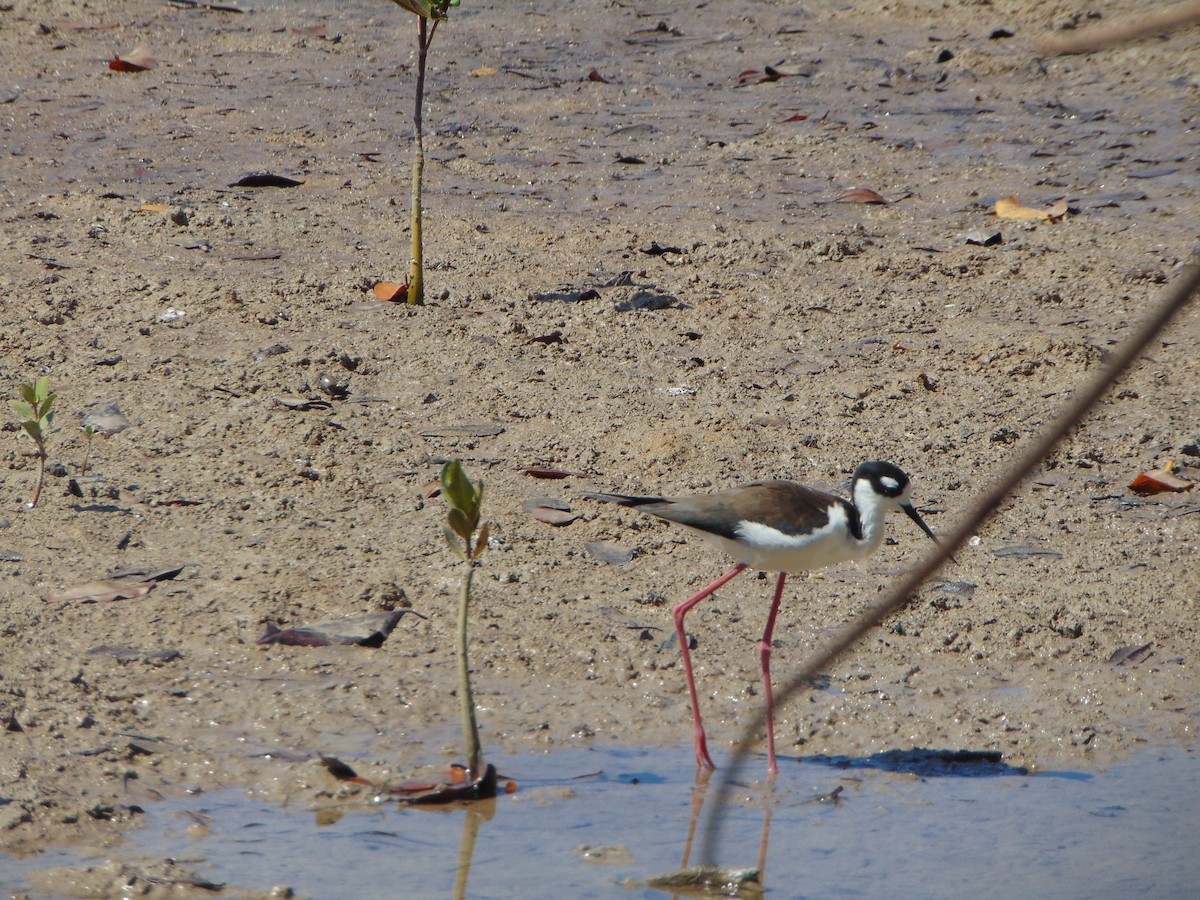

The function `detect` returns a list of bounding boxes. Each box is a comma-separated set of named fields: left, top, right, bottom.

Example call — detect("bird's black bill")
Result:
left=902, top=508, right=960, bottom=564
left=902, top=504, right=950, bottom=554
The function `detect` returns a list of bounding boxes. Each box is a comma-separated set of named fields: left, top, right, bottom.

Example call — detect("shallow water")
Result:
left=4, top=743, right=1196, bottom=899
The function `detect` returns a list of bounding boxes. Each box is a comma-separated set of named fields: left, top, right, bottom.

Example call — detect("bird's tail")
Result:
left=584, top=491, right=667, bottom=508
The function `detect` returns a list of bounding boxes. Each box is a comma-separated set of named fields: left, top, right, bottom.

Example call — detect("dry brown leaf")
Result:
left=994, top=195, right=1067, bottom=221
left=373, top=281, right=409, bottom=302
left=529, top=506, right=580, bottom=526
left=47, top=579, right=156, bottom=604
left=109, top=43, right=155, bottom=72
left=835, top=188, right=889, bottom=204
left=518, top=466, right=582, bottom=479
left=471, top=65, right=498, bottom=76
left=140, top=203, right=170, bottom=212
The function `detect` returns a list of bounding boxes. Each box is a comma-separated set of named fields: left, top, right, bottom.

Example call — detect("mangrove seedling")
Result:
left=9, top=377, right=55, bottom=508
left=388, top=0, right=461, bottom=306
left=441, top=458, right=490, bottom=781
left=80, top=423, right=99, bottom=476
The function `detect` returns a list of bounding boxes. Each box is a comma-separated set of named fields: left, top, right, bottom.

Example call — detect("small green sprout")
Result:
left=440, top=459, right=489, bottom=779
left=9, top=377, right=55, bottom=508
left=81, top=423, right=99, bottom=476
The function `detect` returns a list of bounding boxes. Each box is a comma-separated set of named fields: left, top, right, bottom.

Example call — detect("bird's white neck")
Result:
left=850, top=478, right=892, bottom=557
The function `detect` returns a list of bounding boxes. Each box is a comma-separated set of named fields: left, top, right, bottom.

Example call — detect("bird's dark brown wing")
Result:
left=593, top=480, right=858, bottom=542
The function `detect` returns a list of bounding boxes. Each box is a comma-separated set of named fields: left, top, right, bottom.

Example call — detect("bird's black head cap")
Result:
left=853, top=461, right=911, bottom=498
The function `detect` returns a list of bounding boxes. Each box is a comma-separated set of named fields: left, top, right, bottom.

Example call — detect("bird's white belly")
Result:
left=688, top=508, right=881, bottom=574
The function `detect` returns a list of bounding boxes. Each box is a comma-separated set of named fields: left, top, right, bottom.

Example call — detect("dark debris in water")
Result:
left=321, top=756, right=508, bottom=803
left=806, top=748, right=1025, bottom=778
left=641, top=864, right=762, bottom=897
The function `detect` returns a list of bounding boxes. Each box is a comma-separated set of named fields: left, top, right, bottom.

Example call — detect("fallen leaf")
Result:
left=47, top=579, right=156, bottom=604
left=736, top=63, right=815, bottom=86
left=471, top=64, right=498, bottom=76
left=256, top=610, right=425, bottom=647
left=273, top=397, right=333, bottom=411
left=109, top=43, right=155, bottom=72
left=87, top=645, right=182, bottom=664
left=531, top=270, right=636, bottom=303
left=388, top=764, right=499, bottom=803
left=523, top=497, right=579, bottom=526
left=228, top=173, right=304, bottom=188
left=422, top=480, right=442, bottom=498
left=994, top=195, right=1067, bottom=221
left=585, top=541, right=635, bottom=565
left=140, top=202, right=171, bottom=212
left=835, top=187, right=889, bottom=204
left=1107, top=642, right=1153, bottom=666
left=373, top=281, right=409, bottom=302
left=641, top=241, right=684, bottom=256
left=321, top=757, right=504, bottom=802
left=1129, top=461, right=1194, bottom=495
left=517, top=466, right=582, bottom=479
left=781, top=113, right=809, bottom=123
left=962, top=227, right=1003, bottom=246
left=291, top=25, right=327, bottom=37
left=992, top=542, right=1063, bottom=560
left=419, top=423, right=506, bottom=438
left=319, top=756, right=373, bottom=786
left=586, top=67, right=609, bottom=83
left=527, top=331, right=564, bottom=345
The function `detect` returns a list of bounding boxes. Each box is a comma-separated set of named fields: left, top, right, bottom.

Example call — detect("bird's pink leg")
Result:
left=759, top=572, right=788, bottom=774
left=673, top=563, right=748, bottom=770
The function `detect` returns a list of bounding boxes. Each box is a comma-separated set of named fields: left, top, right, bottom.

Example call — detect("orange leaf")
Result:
left=109, top=43, right=155, bottom=72
left=140, top=203, right=170, bottom=212
left=994, top=195, right=1067, bottom=221
left=373, top=281, right=409, bottom=302
left=1129, top=463, right=1194, bottom=495
left=835, top=188, right=889, bottom=204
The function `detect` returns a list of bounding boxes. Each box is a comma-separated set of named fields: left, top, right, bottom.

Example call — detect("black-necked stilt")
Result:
left=590, top=461, right=941, bottom=774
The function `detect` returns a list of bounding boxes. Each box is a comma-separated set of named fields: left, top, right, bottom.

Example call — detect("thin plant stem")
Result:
left=409, top=16, right=430, bottom=306
left=30, top=445, right=46, bottom=508
left=456, top=558, right=483, bottom=776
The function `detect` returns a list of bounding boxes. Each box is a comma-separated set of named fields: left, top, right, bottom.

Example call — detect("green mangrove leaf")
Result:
left=441, top=460, right=474, bottom=513
left=444, top=525, right=467, bottom=560
left=448, top=507, right=474, bottom=543
left=9, top=400, right=34, bottom=420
